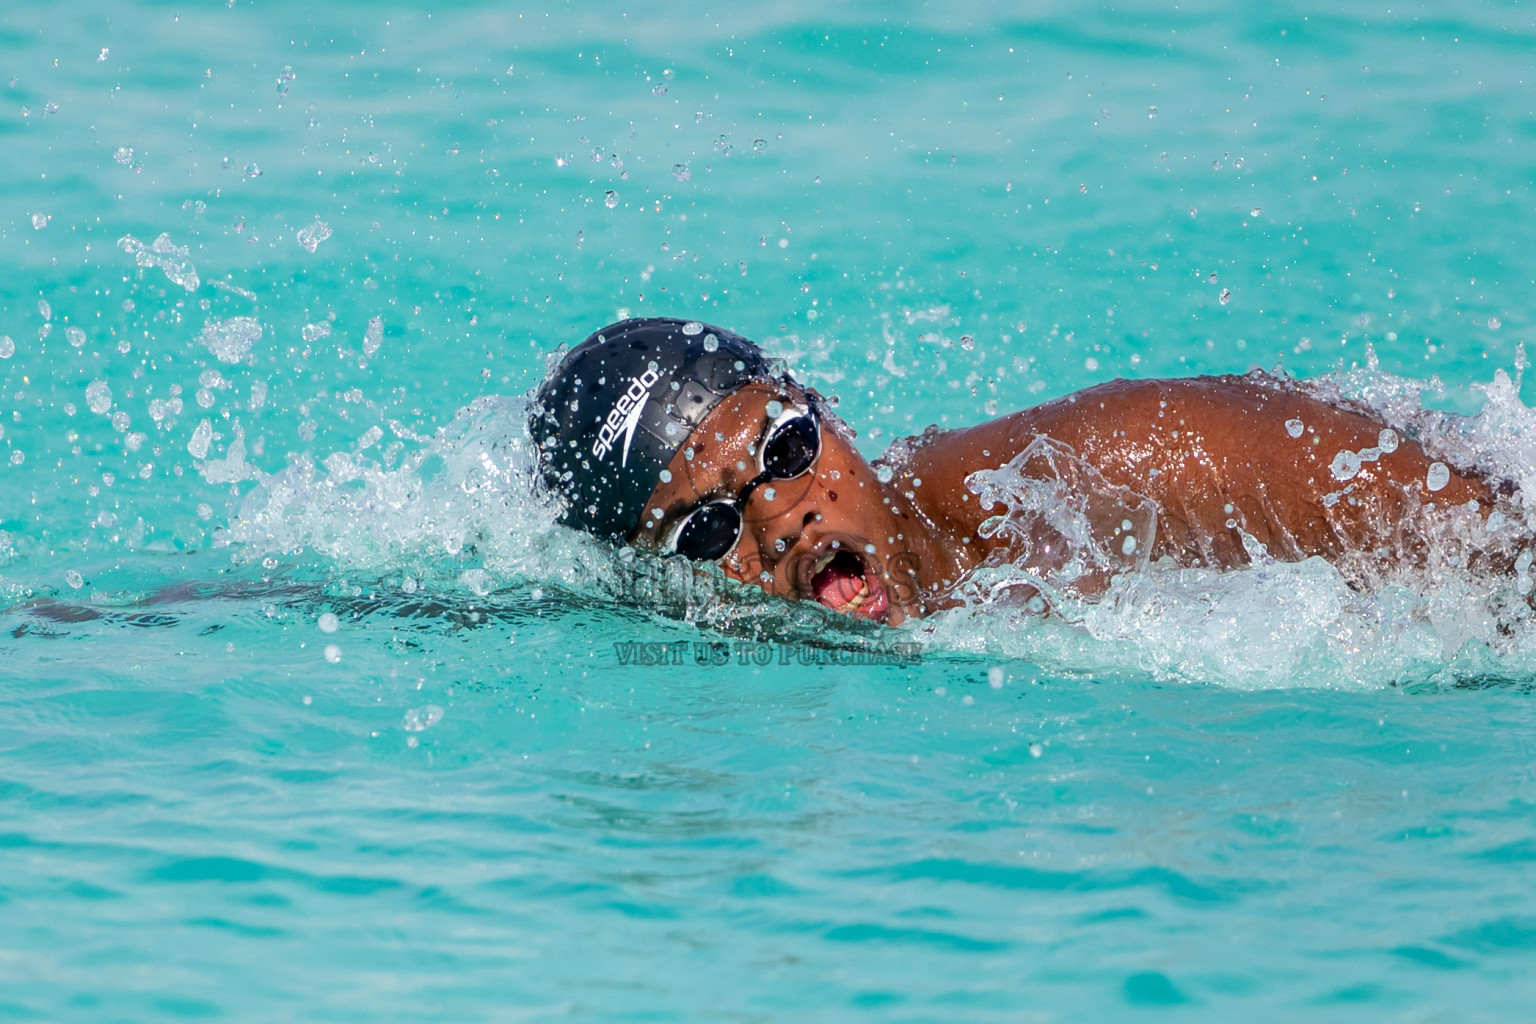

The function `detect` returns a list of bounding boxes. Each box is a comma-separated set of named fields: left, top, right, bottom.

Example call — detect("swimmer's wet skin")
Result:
left=533, top=318, right=1506, bottom=626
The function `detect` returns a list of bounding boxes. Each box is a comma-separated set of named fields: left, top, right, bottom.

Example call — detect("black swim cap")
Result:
left=531, top=317, right=779, bottom=542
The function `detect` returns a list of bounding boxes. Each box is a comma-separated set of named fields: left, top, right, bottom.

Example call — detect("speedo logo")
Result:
left=591, top=368, right=661, bottom=466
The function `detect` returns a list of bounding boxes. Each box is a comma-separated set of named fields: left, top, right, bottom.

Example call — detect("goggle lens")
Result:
left=672, top=501, right=743, bottom=561
left=761, top=412, right=819, bottom=478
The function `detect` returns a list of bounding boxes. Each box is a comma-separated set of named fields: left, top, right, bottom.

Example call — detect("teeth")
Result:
left=813, top=551, right=837, bottom=575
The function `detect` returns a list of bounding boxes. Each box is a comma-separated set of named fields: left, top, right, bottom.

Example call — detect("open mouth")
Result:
left=809, top=549, right=890, bottom=621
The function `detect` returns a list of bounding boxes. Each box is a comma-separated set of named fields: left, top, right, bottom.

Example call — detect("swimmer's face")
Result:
left=630, top=382, right=923, bottom=625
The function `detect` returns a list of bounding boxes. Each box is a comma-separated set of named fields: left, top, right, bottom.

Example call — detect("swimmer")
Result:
left=532, top=317, right=1508, bottom=625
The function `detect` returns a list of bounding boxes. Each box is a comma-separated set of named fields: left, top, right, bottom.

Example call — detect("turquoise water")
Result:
left=6, top=1, right=1536, bottom=1019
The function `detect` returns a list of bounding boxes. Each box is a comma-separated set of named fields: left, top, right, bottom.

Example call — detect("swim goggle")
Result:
left=661, top=394, right=822, bottom=562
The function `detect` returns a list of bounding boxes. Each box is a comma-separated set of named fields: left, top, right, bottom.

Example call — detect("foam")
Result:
left=216, top=395, right=595, bottom=590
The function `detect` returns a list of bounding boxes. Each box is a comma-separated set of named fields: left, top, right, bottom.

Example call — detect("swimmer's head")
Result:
left=535, top=317, right=928, bottom=625
left=531, top=317, right=780, bottom=541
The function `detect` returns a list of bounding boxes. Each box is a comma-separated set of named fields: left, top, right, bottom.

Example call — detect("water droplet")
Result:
left=988, top=667, right=1005, bottom=689
left=402, top=705, right=442, bottom=732
left=323, top=643, right=341, bottom=664
left=9, top=452, right=23, bottom=466
left=1285, top=418, right=1305, bottom=438
left=460, top=568, right=494, bottom=596
left=1488, top=316, right=1502, bottom=330
left=85, top=381, right=112, bottom=414
left=188, top=419, right=212, bottom=459
left=1121, top=535, right=1138, bottom=555
left=65, top=569, right=83, bottom=589
left=604, top=190, right=618, bottom=208
left=1331, top=450, right=1362, bottom=481
left=753, top=139, right=767, bottom=153
left=30, top=213, right=48, bottom=230
left=0, top=336, right=12, bottom=359
left=199, top=316, right=262, bottom=362
left=363, top=315, right=384, bottom=357
left=318, top=612, right=340, bottom=633
left=66, top=326, right=85, bottom=347
left=276, top=65, right=296, bottom=95
left=702, top=333, right=719, bottom=352
left=114, top=146, right=133, bottom=165
left=118, top=232, right=199, bottom=290
left=876, top=465, right=894, bottom=483
left=658, top=469, right=672, bottom=483
left=671, top=162, right=690, bottom=181
left=244, top=163, right=263, bottom=178
left=97, top=48, right=109, bottom=62
left=762, top=487, right=777, bottom=501
left=296, top=219, right=332, bottom=253
left=960, top=335, right=975, bottom=351
left=1029, top=743, right=1044, bottom=758
left=764, top=400, right=784, bottom=418
left=682, top=321, right=703, bottom=335
left=1219, top=289, right=1231, bottom=305
left=1377, top=428, right=1399, bottom=453
left=1426, top=462, right=1450, bottom=491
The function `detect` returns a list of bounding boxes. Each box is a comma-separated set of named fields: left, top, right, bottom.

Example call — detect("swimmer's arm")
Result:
left=895, top=376, right=1496, bottom=566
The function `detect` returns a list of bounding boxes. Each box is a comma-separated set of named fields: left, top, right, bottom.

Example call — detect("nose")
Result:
left=741, top=476, right=823, bottom=561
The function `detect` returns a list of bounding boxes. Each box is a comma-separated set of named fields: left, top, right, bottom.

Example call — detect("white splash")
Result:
left=215, top=395, right=582, bottom=587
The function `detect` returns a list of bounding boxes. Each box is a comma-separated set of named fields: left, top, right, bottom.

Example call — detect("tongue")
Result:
left=813, top=553, right=866, bottom=609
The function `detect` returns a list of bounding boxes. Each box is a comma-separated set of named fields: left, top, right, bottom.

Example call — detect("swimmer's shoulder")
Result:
left=874, top=372, right=1303, bottom=467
